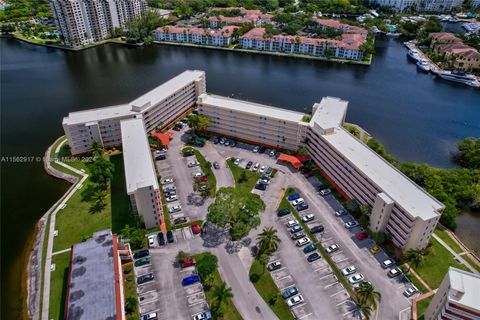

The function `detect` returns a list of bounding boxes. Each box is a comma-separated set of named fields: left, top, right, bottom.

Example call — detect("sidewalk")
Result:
left=432, top=233, right=479, bottom=274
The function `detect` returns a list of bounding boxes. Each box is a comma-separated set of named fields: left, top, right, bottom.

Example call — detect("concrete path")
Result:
left=200, top=143, right=235, bottom=190
left=432, top=233, right=479, bottom=274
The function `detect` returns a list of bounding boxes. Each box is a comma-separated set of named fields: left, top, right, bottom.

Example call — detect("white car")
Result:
left=296, top=237, right=310, bottom=247
left=326, top=244, right=339, bottom=254
left=269, top=150, right=276, bottom=157
left=148, top=235, right=156, bottom=248
left=382, top=259, right=394, bottom=268
left=166, top=195, right=178, bottom=202
left=388, top=268, right=402, bottom=278
left=252, top=163, right=260, bottom=171
left=187, top=161, right=200, bottom=167
left=252, top=146, right=260, bottom=153
left=301, top=214, right=314, bottom=223
left=345, top=221, right=359, bottom=229
left=292, top=198, right=304, bottom=206
left=193, top=172, right=205, bottom=178
left=287, top=295, right=304, bottom=307
left=348, top=274, right=365, bottom=284
left=191, top=311, right=212, bottom=320
left=234, top=158, right=241, bottom=165
left=403, top=286, right=418, bottom=298
left=163, top=185, right=176, bottom=192
left=168, top=205, right=182, bottom=213
left=141, top=312, right=158, bottom=320
left=341, top=265, right=357, bottom=276
left=285, top=219, right=299, bottom=228
left=162, top=178, right=174, bottom=184
left=259, top=166, right=266, bottom=173
left=258, top=179, right=270, bottom=185
left=335, top=209, right=346, bottom=216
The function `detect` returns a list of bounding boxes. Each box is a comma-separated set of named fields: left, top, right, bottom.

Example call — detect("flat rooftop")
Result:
left=66, top=230, right=118, bottom=320
left=311, top=96, right=348, bottom=130
left=130, top=70, right=204, bottom=111
left=311, top=98, right=444, bottom=221
left=62, top=104, right=135, bottom=126
left=121, top=118, right=159, bottom=193
left=198, top=94, right=305, bottom=123
left=447, top=267, right=480, bottom=310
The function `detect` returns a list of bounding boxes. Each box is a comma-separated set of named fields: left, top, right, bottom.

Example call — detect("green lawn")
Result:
left=192, top=253, right=242, bottom=320
left=123, top=263, right=138, bottom=320
left=48, top=251, right=70, bottom=320
left=249, top=259, right=294, bottom=320
left=398, top=265, right=428, bottom=293
left=434, top=229, right=462, bottom=253
left=183, top=146, right=216, bottom=196
left=226, top=158, right=260, bottom=193
left=416, top=296, right=433, bottom=320
left=38, top=216, right=51, bottom=315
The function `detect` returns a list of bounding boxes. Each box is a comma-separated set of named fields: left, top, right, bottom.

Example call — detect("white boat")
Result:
left=416, top=59, right=430, bottom=72
left=436, top=71, right=479, bottom=87
left=407, top=49, right=420, bottom=62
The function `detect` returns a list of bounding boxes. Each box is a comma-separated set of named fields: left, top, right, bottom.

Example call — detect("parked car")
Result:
left=303, top=244, right=317, bottom=254
left=219, top=138, right=226, bottom=144
left=165, top=190, right=176, bottom=197
left=169, top=205, right=182, bottom=213
left=212, top=137, right=219, bottom=144
left=265, top=166, right=273, bottom=175
left=163, top=185, right=176, bottom=192
left=141, top=312, right=157, bottom=320
left=192, top=311, right=212, bottom=320
left=356, top=232, right=368, bottom=241
left=269, top=150, right=276, bottom=157
left=234, top=158, right=241, bottom=166
left=252, top=163, right=260, bottom=171
left=292, top=198, right=305, bottom=206
left=193, top=172, right=205, bottom=178
left=174, top=217, right=188, bottom=225
left=183, top=150, right=194, bottom=157
left=148, top=235, right=156, bottom=248
left=133, top=250, right=149, bottom=260
left=166, top=195, right=178, bottom=202
left=162, top=178, right=174, bottom=184
left=382, top=259, right=394, bottom=268
left=277, top=208, right=291, bottom=217
left=258, top=146, right=266, bottom=153
left=335, top=209, right=346, bottom=216
left=287, top=193, right=300, bottom=201
left=137, top=273, right=155, bottom=284
left=166, top=230, right=174, bottom=243
left=291, top=231, right=306, bottom=240
left=403, top=286, right=418, bottom=298
left=158, top=232, right=165, bottom=245
left=255, top=183, right=266, bottom=191
left=326, top=244, right=339, bottom=254
left=191, top=222, right=201, bottom=234
left=345, top=221, right=359, bottom=229
left=134, top=257, right=150, bottom=267
left=388, top=268, right=402, bottom=278
left=307, top=252, right=321, bottom=262
left=181, top=257, right=197, bottom=268
left=188, top=161, right=200, bottom=168
left=285, top=219, right=299, bottom=228
left=281, top=286, right=298, bottom=299
left=310, top=225, right=324, bottom=234
left=230, top=141, right=236, bottom=147
left=348, top=274, right=364, bottom=284
left=301, top=214, right=315, bottom=223
left=252, top=146, right=260, bottom=153
left=267, top=261, right=282, bottom=271
left=370, top=245, right=382, bottom=254
left=287, top=295, right=304, bottom=307
left=296, top=237, right=310, bottom=247
left=258, top=178, right=270, bottom=185
left=156, top=154, right=166, bottom=160
left=213, top=161, right=220, bottom=169
left=296, top=203, right=309, bottom=211
left=289, top=225, right=303, bottom=234
left=319, top=188, right=331, bottom=196
left=246, top=161, right=253, bottom=170
left=198, top=176, right=208, bottom=182
left=182, top=274, right=200, bottom=286
left=259, top=166, right=266, bottom=173
left=341, top=265, right=357, bottom=276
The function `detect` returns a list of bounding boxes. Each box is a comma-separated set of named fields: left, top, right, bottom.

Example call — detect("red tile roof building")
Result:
left=208, top=7, right=272, bottom=28
left=312, top=18, right=368, bottom=39
left=155, top=25, right=239, bottom=47
left=239, top=27, right=365, bottom=61
left=430, top=32, right=480, bottom=72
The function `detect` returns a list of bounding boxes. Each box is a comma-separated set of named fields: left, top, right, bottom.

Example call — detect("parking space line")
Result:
left=336, top=299, right=349, bottom=306
left=290, top=303, right=307, bottom=311
left=298, top=312, right=313, bottom=319
left=278, top=284, right=296, bottom=291
left=324, top=281, right=339, bottom=289
left=331, top=290, right=346, bottom=297
left=275, top=274, right=292, bottom=281
left=319, top=273, right=334, bottom=280
left=188, top=300, right=207, bottom=307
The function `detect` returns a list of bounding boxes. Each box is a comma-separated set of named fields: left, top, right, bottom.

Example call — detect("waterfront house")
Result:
left=430, top=32, right=480, bottom=72
left=312, top=18, right=369, bottom=40
left=155, top=25, right=239, bottom=47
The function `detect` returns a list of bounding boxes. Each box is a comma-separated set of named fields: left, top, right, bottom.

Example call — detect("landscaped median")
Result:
left=182, top=146, right=216, bottom=197
left=226, top=158, right=259, bottom=192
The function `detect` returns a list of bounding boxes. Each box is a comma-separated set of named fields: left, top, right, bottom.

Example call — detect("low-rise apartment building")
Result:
left=312, top=18, right=369, bottom=39
left=425, top=267, right=480, bottom=320
left=430, top=32, right=480, bottom=72
left=121, top=118, right=162, bottom=229
left=368, top=0, right=462, bottom=11
left=62, top=70, right=206, bottom=154
left=239, top=28, right=365, bottom=61
left=208, top=7, right=272, bottom=28
left=155, top=26, right=238, bottom=47
left=197, top=94, right=308, bottom=151
left=305, top=97, right=444, bottom=250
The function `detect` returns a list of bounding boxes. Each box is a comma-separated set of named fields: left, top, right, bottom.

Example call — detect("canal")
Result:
left=1, top=35, right=479, bottom=319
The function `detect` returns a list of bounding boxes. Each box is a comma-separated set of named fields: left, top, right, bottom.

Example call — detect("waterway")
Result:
left=1, top=36, right=479, bottom=319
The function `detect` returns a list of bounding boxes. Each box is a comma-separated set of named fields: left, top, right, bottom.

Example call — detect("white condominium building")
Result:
left=369, top=0, right=463, bottom=11
left=62, top=70, right=206, bottom=154
left=197, top=94, right=309, bottom=151
left=121, top=118, right=162, bottom=229
left=49, top=0, right=146, bottom=47
left=306, top=97, right=444, bottom=250
left=425, top=267, right=480, bottom=320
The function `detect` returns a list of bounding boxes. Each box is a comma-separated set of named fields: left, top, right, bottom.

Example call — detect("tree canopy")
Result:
left=454, top=137, right=480, bottom=169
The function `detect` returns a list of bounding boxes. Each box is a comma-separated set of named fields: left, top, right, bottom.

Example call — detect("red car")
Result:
left=196, top=176, right=209, bottom=182
left=181, top=257, right=197, bottom=268
left=191, top=223, right=201, bottom=235
left=356, top=232, right=368, bottom=241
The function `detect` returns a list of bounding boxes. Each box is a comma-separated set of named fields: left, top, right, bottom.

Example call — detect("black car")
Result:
left=246, top=161, right=253, bottom=170
left=258, top=146, right=266, bottom=154
left=137, top=273, right=155, bottom=284
left=165, top=190, right=176, bottom=196
left=183, top=150, right=194, bottom=157
left=255, top=183, right=266, bottom=191
left=307, top=253, right=321, bottom=262
left=133, top=249, right=150, bottom=260
left=158, top=232, right=165, bottom=246
left=296, top=203, right=309, bottom=211
left=156, top=154, right=166, bottom=160
left=310, top=225, right=324, bottom=234
left=166, top=230, right=174, bottom=243
left=265, top=167, right=273, bottom=175
left=174, top=217, right=188, bottom=225
left=281, top=286, right=298, bottom=299
left=212, top=137, right=219, bottom=144
left=277, top=208, right=291, bottom=217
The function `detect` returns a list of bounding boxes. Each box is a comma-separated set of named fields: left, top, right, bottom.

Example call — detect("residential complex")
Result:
left=62, top=70, right=206, bottom=155
left=430, top=32, right=480, bottom=72
left=369, top=0, right=463, bottom=11
left=197, top=94, right=309, bottom=150
left=49, top=0, right=146, bottom=47
left=64, top=230, right=125, bottom=320
left=208, top=7, right=272, bottom=28
left=312, top=18, right=369, bottom=39
left=155, top=26, right=238, bottom=47
left=239, top=27, right=365, bottom=61
left=425, top=267, right=480, bottom=320
left=121, top=118, right=162, bottom=229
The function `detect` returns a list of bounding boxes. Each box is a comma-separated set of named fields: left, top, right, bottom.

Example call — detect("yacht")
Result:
left=416, top=59, right=430, bottom=72
left=436, top=71, right=480, bottom=87
left=407, top=49, right=420, bottom=62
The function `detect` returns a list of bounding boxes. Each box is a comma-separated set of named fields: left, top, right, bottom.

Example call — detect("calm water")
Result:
left=1, top=36, right=479, bottom=319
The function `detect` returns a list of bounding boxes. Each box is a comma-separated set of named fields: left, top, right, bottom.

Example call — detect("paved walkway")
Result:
left=432, top=233, right=479, bottom=274
left=403, top=262, right=432, bottom=292
left=41, top=139, right=88, bottom=320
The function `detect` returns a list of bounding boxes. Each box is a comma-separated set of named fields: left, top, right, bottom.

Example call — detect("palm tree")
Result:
left=354, top=282, right=382, bottom=312
left=352, top=295, right=373, bottom=320
left=258, top=254, right=269, bottom=274
left=212, top=282, right=234, bottom=316
left=257, top=227, right=281, bottom=254
left=404, top=248, right=426, bottom=272
left=90, top=140, right=104, bottom=158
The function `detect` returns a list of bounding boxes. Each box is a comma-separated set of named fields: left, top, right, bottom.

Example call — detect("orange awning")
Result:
left=151, top=131, right=173, bottom=146
left=278, top=153, right=303, bottom=169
